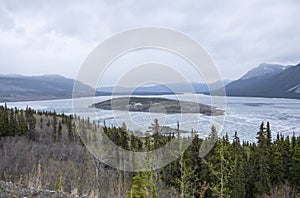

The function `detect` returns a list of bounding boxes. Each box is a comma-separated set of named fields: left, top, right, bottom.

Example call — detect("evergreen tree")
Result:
left=230, top=132, right=246, bottom=197
left=290, top=141, right=300, bottom=189
left=58, top=121, right=62, bottom=140
left=255, top=122, right=271, bottom=195
left=127, top=172, right=150, bottom=198
left=271, top=134, right=285, bottom=185
left=52, top=112, right=57, bottom=141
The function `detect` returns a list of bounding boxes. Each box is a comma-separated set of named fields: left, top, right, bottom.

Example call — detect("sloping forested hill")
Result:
left=0, top=105, right=299, bottom=197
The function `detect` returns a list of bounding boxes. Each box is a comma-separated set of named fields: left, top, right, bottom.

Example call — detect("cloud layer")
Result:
left=0, top=0, right=299, bottom=83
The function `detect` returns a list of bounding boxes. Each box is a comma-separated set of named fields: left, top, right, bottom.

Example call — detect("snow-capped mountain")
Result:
left=211, top=63, right=300, bottom=99
left=241, top=63, right=287, bottom=80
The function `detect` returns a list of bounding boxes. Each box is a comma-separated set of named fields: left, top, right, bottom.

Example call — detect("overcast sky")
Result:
left=0, top=0, right=299, bottom=86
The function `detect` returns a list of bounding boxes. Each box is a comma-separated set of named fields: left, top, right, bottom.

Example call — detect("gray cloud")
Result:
left=0, top=0, right=299, bottom=83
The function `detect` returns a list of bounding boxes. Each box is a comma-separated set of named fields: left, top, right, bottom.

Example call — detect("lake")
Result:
left=2, top=94, right=300, bottom=142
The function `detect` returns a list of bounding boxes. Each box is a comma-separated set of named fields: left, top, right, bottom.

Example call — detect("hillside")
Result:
left=0, top=74, right=94, bottom=102
left=211, top=63, right=300, bottom=99
left=0, top=74, right=230, bottom=102
left=0, top=105, right=299, bottom=197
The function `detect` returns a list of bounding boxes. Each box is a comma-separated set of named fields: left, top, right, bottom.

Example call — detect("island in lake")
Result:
left=91, top=97, right=224, bottom=116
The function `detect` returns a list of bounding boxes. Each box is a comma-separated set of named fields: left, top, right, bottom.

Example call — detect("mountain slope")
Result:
left=240, top=63, right=287, bottom=80
left=0, top=74, right=94, bottom=102
left=258, top=64, right=300, bottom=98
left=214, top=63, right=300, bottom=99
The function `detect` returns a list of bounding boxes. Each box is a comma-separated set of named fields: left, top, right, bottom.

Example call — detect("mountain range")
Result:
left=0, top=62, right=299, bottom=102
left=211, top=63, right=300, bottom=99
left=96, top=80, right=232, bottom=95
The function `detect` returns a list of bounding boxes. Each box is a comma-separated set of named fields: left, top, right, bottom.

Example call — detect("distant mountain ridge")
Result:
left=211, top=63, right=300, bottom=99
left=96, top=80, right=232, bottom=95
left=0, top=74, right=231, bottom=102
left=1, top=62, right=299, bottom=102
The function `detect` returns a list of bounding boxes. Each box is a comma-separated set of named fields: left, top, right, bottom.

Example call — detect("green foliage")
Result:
left=1, top=106, right=300, bottom=197
left=160, top=123, right=300, bottom=197
left=52, top=112, right=57, bottom=142
left=127, top=172, right=150, bottom=198
left=0, top=105, right=34, bottom=137
left=54, top=173, right=65, bottom=192
left=254, top=122, right=271, bottom=194
left=290, top=142, right=300, bottom=189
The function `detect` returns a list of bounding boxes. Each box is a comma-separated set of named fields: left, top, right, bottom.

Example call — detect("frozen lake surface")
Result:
left=3, top=94, right=300, bottom=142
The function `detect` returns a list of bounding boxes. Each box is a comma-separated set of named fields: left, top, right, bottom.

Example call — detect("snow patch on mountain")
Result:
left=288, top=84, right=300, bottom=94
left=241, top=63, right=287, bottom=80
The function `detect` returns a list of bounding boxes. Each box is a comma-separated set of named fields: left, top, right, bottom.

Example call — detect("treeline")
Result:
left=0, top=104, right=76, bottom=142
left=0, top=104, right=35, bottom=137
left=76, top=115, right=300, bottom=197
left=0, top=105, right=121, bottom=197
left=159, top=123, right=300, bottom=197
left=0, top=105, right=300, bottom=197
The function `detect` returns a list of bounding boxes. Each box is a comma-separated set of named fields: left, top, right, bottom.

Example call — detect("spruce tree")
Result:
left=231, top=132, right=246, bottom=197
left=290, top=143, right=300, bottom=189
left=52, top=112, right=57, bottom=141
left=255, top=122, right=271, bottom=195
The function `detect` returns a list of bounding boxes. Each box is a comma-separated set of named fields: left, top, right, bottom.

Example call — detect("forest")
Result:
left=0, top=104, right=299, bottom=197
